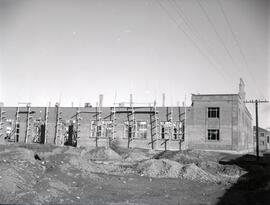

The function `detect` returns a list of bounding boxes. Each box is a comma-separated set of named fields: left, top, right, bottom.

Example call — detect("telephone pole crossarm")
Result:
left=244, top=100, right=269, bottom=104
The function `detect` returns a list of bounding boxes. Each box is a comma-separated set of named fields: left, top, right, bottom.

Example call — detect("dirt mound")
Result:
left=36, top=147, right=64, bottom=159
left=153, top=150, right=245, bottom=183
left=67, top=155, right=133, bottom=178
left=124, top=152, right=149, bottom=162
left=123, top=149, right=152, bottom=162
left=136, top=159, right=184, bottom=178
left=155, top=150, right=202, bottom=165
left=81, top=147, right=122, bottom=161
left=182, top=163, right=221, bottom=183
left=136, top=159, right=222, bottom=183
left=0, top=149, right=43, bottom=196
left=0, top=168, right=31, bottom=194
left=0, top=147, right=37, bottom=164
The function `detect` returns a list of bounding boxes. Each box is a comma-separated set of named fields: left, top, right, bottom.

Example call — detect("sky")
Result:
left=0, top=0, right=269, bottom=127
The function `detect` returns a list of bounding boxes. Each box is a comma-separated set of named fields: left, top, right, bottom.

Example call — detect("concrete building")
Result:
left=0, top=79, right=254, bottom=152
left=186, top=79, right=253, bottom=152
left=253, top=126, right=270, bottom=151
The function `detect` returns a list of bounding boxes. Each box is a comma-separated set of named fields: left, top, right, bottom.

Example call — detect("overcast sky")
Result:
left=0, top=0, right=269, bottom=127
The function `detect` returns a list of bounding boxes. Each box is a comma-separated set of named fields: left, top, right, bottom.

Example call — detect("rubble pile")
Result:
left=0, top=144, right=247, bottom=203
left=136, top=159, right=184, bottom=178
left=122, top=148, right=154, bottom=162
left=81, top=147, right=122, bottom=161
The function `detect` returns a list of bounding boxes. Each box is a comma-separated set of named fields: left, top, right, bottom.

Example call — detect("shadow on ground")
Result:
left=217, top=152, right=270, bottom=205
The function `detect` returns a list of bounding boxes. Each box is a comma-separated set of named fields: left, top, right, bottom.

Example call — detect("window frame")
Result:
left=208, top=107, right=220, bottom=118
left=207, top=129, right=220, bottom=141
left=137, top=121, right=147, bottom=139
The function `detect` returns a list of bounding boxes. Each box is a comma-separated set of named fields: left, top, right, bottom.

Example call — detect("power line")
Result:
left=217, top=0, right=264, bottom=98
left=168, top=0, right=236, bottom=82
left=196, top=0, right=243, bottom=79
left=155, top=0, right=231, bottom=83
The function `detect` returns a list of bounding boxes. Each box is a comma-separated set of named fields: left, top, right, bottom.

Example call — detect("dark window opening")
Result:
left=173, top=128, right=177, bottom=140
left=97, top=125, right=102, bottom=137
left=208, top=107, right=220, bottom=118
left=208, top=129, right=220, bottom=141
left=65, top=125, right=77, bottom=147
left=181, top=123, right=185, bottom=141
left=40, top=124, right=45, bottom=144
left=161, top=127, right=165, bottom=139
left=15, top=123, right=20, bottom=142
left=128, top=126, right=132, bottom=139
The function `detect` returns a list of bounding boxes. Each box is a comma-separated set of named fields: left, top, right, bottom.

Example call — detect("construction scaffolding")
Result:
left=14, top=106, right=20, bottom=142
left=24, top=104, right=32, bottom=144
left=0, top=107, right=6, bottom=137
left=0, top=94, right=186, bottom=151
left=54, top=103, right=62, bottom=145
left=0, top=106, right=6, bottom=138
left=112, top=98, right=159, bottom=149
left=44, top=106, right=49, bottom=144
left=149, top=102, right=159, bottom=149
left=74, top=107, right=81, bottom=146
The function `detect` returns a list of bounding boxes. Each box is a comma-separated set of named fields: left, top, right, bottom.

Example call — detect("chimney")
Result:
left=99, top=94, right=103, bottom=107
left=162, top=93, right=166, bottom=107
left=239, top=78, right=246, bottom=101
left=130, top=94, right=133, bottom=107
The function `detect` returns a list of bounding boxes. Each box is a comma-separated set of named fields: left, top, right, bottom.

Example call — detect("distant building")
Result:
left=0, top=79, right=254, bottom=152
left=253, top=126, right=270, bottom=151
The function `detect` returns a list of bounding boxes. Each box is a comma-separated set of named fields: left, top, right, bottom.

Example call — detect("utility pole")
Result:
left=244, top=99, right=269, bottom=161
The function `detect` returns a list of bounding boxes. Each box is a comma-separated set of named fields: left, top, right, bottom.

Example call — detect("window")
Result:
left=267, top=136, right=269, bottom=143
left=138, top=122, right=147, bottom=130
left=260, top=132, right=265, bottom=137
left=90, top=121, right=103, bottom=137
left=161, top=127, right=165, bottom=139
left=104, top=121, right=113, bottom=137
left=208, top=129, right=220, bottom=141
left=96, top=125, right=102, bottom=137
left=160, top=122, right=171, bottom=139
left=138, top=122, right=147, bottom=139
left=173, top=127, right=178, bottom=140
left=208, top=107, right=220, bottom=118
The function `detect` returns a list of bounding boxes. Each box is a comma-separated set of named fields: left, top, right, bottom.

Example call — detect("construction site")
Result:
left=0, top=80, right=269, bottom=204
left=0, top=79, right=254, bottom=152
left=0, top=94, right=186, bottom=151
left=1, top=0, right=269, bottom=204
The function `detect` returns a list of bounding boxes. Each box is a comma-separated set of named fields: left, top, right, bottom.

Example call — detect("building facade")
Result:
left=0, top=80, right=254, bottom=152
left=0, top=105, right=186, bottom=150
left=253, top=126, right=270, bottom=151
left=186, top=79, right=253, bottom=152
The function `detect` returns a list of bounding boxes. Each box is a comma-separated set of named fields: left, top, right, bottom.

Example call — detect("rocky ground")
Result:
left=0, top=143, right=269, bottom=205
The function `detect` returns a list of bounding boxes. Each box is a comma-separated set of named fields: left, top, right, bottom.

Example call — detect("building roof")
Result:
left=191, top=93, right=238, bottom=96
left=253, top=126, right=270, bottom=134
